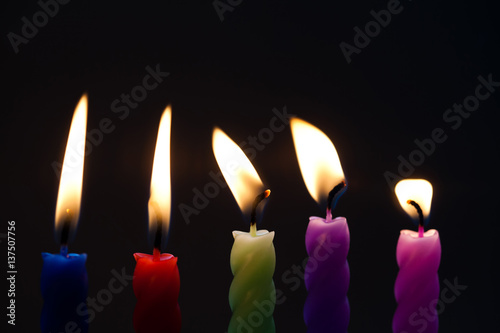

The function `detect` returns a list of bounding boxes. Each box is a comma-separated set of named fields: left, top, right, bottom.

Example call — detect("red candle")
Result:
left=133, top=106, right=181, bottom=333
left=133, top=251, right=181, bottom=333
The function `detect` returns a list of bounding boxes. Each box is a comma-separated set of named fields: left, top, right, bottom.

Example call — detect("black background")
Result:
left=2, top=0, right=500, bottom=332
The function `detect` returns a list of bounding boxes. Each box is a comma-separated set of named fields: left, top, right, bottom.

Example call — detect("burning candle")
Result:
left=393, top=179, right=441, bottom=333
left=290, top=117, right=349, bottom=333
left=133, top=106, right=181, bottom=333
left=212, top=128, right=275, bottom=333
left=41, top=94, right=89, bottom=333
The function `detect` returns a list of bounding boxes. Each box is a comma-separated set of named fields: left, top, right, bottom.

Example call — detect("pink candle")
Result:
left=393, top=179, right=441, bottom=333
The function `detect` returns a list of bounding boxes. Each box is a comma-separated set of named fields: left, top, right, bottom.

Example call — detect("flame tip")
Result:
left=78, top=93, right=88, bottom=106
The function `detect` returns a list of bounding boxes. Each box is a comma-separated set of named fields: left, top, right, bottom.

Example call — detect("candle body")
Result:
left=228, top=230, right=276, bottom=333
left=41, top=252, right=88, bottom=333
left=133, top=252, right=181, bottom=333
left=304, top=216, right=349, bottom=333
left=393, top=229, right=441, bottom=333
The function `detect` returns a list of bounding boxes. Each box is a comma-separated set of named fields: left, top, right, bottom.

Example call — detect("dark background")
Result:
left=2, top=0, right=499, bottom=332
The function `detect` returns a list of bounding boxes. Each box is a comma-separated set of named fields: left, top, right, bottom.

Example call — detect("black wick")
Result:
left=150, top=202, right=163, bottom=252
left=327, top=180, right=347, bottom=212
left=60, top=220, right=70, bottom=247
left=60, top=210, right=72, bottom=256
left=250, top=189, right=271, bottom=227
left=407, top=200, right=424, bottom=228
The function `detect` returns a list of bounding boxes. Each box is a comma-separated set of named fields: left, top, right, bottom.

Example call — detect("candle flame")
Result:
left=395, top=179, right=433, bottom=222
left=212, top=127, right=265, bottom=218
left=148, top=106, right=172, bottom=240
left=290, top=117, right=345, bottom=205
left=55, top=94, right=87, bottom=243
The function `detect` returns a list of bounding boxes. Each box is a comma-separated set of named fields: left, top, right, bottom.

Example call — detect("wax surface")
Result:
left=228, top=229, right=276, bottom=333
left=304, top=216, right=349, bottom=333
left=41, top=252, right=88, bottom=333
left=133, top=252, right=181, bottom=333
left=393, top=229, right=441, bottom=333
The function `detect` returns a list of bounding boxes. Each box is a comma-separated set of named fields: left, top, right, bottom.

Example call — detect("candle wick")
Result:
left=150, top=201, right=163, bottom=257
left=250, top=223, right=257, bottom=237
left=407, top=200, right=425, bottom=234
left=59, top=211, right=72, bottom=256
left=418, top=225, right=425, bottom=238
left=60, top=222, right=70, bottom=246
left=250, top=189, right=271, bottom=236
left=326, top=208, right=332, bottom=222
left=327, top=180, right=346, bottom=213
left=154, top=220, right=163, bottom=251
left=153, top=247, right=161, bottom=262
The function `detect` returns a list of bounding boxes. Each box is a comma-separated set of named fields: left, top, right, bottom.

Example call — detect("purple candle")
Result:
left=304, top=215, right=349, bottom=332
left=393, top=179, right=441, bottom=333
left=291, top=117, right=350, bottom=332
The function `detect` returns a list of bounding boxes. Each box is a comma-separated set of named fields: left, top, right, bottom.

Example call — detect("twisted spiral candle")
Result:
left=393, top=228, right=441, bottom=333
left=228, top=230, right=276, bottom=333
left=133, top=252, right=181, bottom=333
left=40, top=252, right=88, bottom=333
left=303, top=216, right=350, bottom=333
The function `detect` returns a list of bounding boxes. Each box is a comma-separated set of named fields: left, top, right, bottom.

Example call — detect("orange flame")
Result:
left=148, top=106, right=172, bottom=236
left=55, top=94, right=87, bottom=240
left=291, top=117, right=345, bottom=205
left=212, top=127, right=265, bottom=216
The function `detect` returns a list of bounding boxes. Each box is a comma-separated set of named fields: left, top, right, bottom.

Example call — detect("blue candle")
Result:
left=41, top=94, right=89, bottom=332
left=41, top=252, right=88, bottom=333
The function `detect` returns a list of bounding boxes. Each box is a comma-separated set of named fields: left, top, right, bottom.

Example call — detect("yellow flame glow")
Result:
left=290, top=117, right=344, bottom=204
left=395, top=179, right=433, bottom=220
left=212, top=127, right=264, bottom=214
left=148, top=106, right=172, bottom=233
left=55, top=94, right=87, bottom=233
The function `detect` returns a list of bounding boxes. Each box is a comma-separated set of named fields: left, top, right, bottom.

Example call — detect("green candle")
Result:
left=229, top=226, right=276, bottom=333
left=212, top=128, right=276, bottom=333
